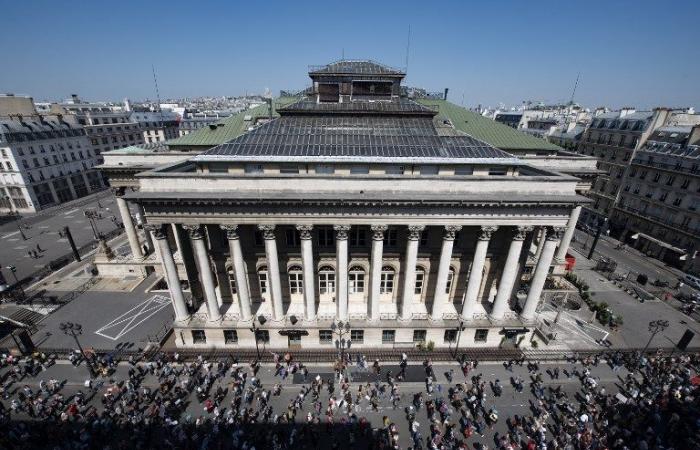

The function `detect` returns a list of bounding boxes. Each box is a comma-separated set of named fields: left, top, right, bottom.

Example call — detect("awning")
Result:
left=632, top=232, right=686, bottom=254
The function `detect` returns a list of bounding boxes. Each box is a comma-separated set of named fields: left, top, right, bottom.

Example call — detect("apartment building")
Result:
left=129, top=110, right=180, bottom=143
left=613, top=125, right=700, bottom=272
left=0, top=95, right=104, bottom=213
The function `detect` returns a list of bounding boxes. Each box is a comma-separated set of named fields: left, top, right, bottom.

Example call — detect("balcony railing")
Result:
left=632, top=158, right=700, bottom=176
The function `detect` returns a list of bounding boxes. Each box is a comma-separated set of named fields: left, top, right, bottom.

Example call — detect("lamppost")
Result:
left=642, top=319, right=669, bottom=356
left=453, top=319, right=467, bottom=360
left=84, top=209, right=103, bottom=240
left=6, top=265, right=25, bottom=301
left=59, top=322, right=97, bottom=378
left=6, top=209, right=27, bottom=240
left=331, top=320, right=351, bottom=362
left=249, top=315, right=267, bottom=362
left=587, top=217, right=608, bottom=260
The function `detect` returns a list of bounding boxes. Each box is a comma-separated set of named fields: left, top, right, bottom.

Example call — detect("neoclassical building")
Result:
left=100, top=61, right=587, bottom=349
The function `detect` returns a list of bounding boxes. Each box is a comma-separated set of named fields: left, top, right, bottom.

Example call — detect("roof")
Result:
left=309, top=60, right=405, bottom=76
left=278, top=98, right=436, bottom=116
left=104, top=141, right=170, bottom=154
left=416, top=99, right=563, bottom=151
left=194, top=115, right=515, bottom=162
left=166, top=97, right=297, bottom=148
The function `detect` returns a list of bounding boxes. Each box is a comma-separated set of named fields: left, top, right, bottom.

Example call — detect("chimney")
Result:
left=71, top=94, right=81, bottom=104
left=688, top=125, right=700, bottom=146
left=443, top=88, right=449, bottom=101
left=619, top=107, right=636, bottom=118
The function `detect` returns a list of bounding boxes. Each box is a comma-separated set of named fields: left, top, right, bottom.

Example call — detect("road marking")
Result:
left=2, top=231, right=20, bottom=239
left=95, top=294, right=171, bottom=341
left=14, top=246, right=28, bottom=250
left=64, top=208, right=80, bottom=216
left=39, top=225, right=49, bottom=229
left=8, top=238, right=19, bottom=242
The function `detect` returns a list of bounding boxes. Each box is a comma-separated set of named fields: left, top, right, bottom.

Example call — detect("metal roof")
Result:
left=194, top=115, right=513, bottom=161
left=417, top=99, right=563, bottom=152
left=278, top=98, right=436, bottom=115
left=309, top=60, right=405, bottom=76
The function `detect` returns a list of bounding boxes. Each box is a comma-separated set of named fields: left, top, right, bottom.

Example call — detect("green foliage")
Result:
left=426, top=340, right=435, bottom=351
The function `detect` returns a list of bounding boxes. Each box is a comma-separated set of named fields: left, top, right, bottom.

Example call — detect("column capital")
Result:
left=407, top=225, right=426, bottom=240
left=296, top=225, right=313, bottom=240
left=478, top=225, right=499, bottom=240
left=144, top=224, right=166, bottom=239
left=443, top=225, right=462, bottom=241
left=257, top=224, right=276, bottom=240
left=370, top=225, right=388, bottom=240
left=182, top=224, right=204, bottom=240
left=547, top=226, right=566, bottom=241
left=333, top=225, right=351, bottom=240
left=112, top=187, right=126, bottom=197
left=514, top=225, right=534, bottom=241
left=220, top=224, right=239, bottom=240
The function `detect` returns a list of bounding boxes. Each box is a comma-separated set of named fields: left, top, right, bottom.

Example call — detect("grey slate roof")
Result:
left=194, top=115, right=514, bottom=161
left=309, top=60, right=405, bottom=76
left=278, top=98, right=436, bottom=115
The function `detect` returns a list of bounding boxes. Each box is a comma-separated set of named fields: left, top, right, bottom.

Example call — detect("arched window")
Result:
left=319, top=265, right=335, bottom=294
left=414, top=266, right=425, bottom=294
left=288, top=265, right=303, bottom=295
left=445, top=267, right=456, bottom=294
left=257, top=265, right=268, bottom=294
left=349, top=266, right=365, bottom=293
left=380, top=266, right=395, bottom=294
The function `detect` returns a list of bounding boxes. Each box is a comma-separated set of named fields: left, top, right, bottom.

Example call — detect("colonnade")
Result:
left=144, top=221, right=567, bottom=325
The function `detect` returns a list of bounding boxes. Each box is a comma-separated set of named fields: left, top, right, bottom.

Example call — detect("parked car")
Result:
left=682, top=273, right=700, bottom=291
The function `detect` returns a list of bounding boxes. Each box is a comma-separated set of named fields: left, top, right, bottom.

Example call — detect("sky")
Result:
left=1, top=0, right=698, bottom=110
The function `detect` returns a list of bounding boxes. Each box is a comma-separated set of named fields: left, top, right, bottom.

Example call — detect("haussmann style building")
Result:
left=99, top=61, right=589, bottom=350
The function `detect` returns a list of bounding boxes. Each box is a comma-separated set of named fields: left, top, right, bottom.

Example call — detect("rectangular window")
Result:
left=455, top=166, right=473, bottom=175
left=350, top=165, right=369, bottom=174
left=413, top=330, right=427, bottom=343
left=350, top=228, right=366, bottom=247
left=224, top=330, right=238, bottom=344
left=350, top=329, right=364, bottom=344
left=245, top=164, right=264, bottom=173
left=419, top=231, right=428, bottom=247
left=192, top=330, right=207, bottom=344
left=414, top=270, right=425, bottom=294
left=474, top=329, right=489, bottom=342
left=259, top=271, right=268, bottom=294
left=319, top=330, right=333, bottom=344
left=285, top=229, right=298, bottom=247
left=317, top=227, right=334, bottom=247
left=444, top=329, right=458, bottom=343
left=383, top=228, right=397, bottom=247
left=349, top=269, right=365, bottom=293
left=315, top=164, right=334, bottom=174
left=254, top=230, right=263, bottom=246
left=382, top=330, right=396, bottom=344
left=256, top=330, right=270, bottom=344
left=488, top=167, right=508, bottom=176
left=445, top=270, right=455, bottom=294
left=385, top=165, right=405, bottom=175
left=288, top=270, right=303, bottom=295
left=280, top=165, right=299, bottom=174
left=420, top=165, right=438, bottom=175
left=380, top=270, right=394, bottom=294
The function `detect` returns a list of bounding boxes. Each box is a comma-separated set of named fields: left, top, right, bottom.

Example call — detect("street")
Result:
left=0, top=191, right=126, bottom=286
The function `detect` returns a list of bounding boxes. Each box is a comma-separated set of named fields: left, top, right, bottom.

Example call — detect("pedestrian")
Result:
left=36, top=243, right=42, bottom=252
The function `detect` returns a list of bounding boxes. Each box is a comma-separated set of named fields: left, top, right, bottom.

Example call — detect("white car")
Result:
left=683, top=273, right=700, bottom=291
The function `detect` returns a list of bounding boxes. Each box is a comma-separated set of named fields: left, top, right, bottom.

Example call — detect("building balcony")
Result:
left=615, top=204, right=700, bottom=236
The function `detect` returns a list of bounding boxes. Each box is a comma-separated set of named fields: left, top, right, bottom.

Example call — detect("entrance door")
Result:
left=288, top=334, right=302, bottom=349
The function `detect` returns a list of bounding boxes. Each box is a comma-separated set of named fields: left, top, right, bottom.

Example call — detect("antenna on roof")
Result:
left=569, top=72, right=580, bottom=106
left=152, top=64, right=164, bottom=127
left=405, top=24, right=411, bottom=77
left=342, top=48, right=345, bottom=60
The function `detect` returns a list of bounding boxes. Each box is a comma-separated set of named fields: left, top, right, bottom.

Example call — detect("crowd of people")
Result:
left=0, top=349, right=698, bottom=449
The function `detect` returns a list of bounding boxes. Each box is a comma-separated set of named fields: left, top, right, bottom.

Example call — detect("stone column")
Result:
left=65, top=177, right=78, bottom=199
left=172, top=224, right=184, bottom=257
left=369, top=225, right=387, bottom=320
left=432, top=226, right=461, bottom=318
left=534, top=227, right=547, bottom=262
left=148, top=225, right=189, bottom=321
left=259, top=225, right=283, bottom=320
left=401, top=225, right=425, bottom=320
left=81, top=173, right=92, bottom=193
left=522, top=227, right=564, bottom=321
left=555, top=206, right=582, bottom=262
left=47, top=181, right=60, bottom=204
left=184, top=225, right=221, bottom=322
left=461, top=226, right=498, bottom=320
left=114, top=188, right=143, bottom=260
left=137, top=204, right=154, bottom=254
left=491, top=226, right=531, bottom=320
left=297, top=225, right=316, bottom=321
left=221, top=225, right=252, bottom=321
left=334, top=225, right=350, bottom=321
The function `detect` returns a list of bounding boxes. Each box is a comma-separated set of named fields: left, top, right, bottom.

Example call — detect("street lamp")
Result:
left=59, top=322, right=97, bottom=378
left=6, top=265, right=25, bottom=301
left=84, top=209, right=103, bottom=240
left=453, top=319, right=467, bottom=360
left=249, top=315, right=267, bottom=362
left=640, top=319, right=669, bottom=364
left=6, top=209, right=27, bottom=240
left=331, top=320, right=351, bottom=362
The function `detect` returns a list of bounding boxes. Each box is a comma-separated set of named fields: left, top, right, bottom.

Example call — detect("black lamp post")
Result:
left=249, top=315, right=267, bottom=362
left=59, top=322, right=97, bottom=378
left=641, top=319, right=669, bottom=359
left=453, top=319, right=467, bottom=360
left=84, top=209, right=103, bottom=240
left=6, top=265, right=25, bottom=301
left=331, top=320, right=351, bottom=362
